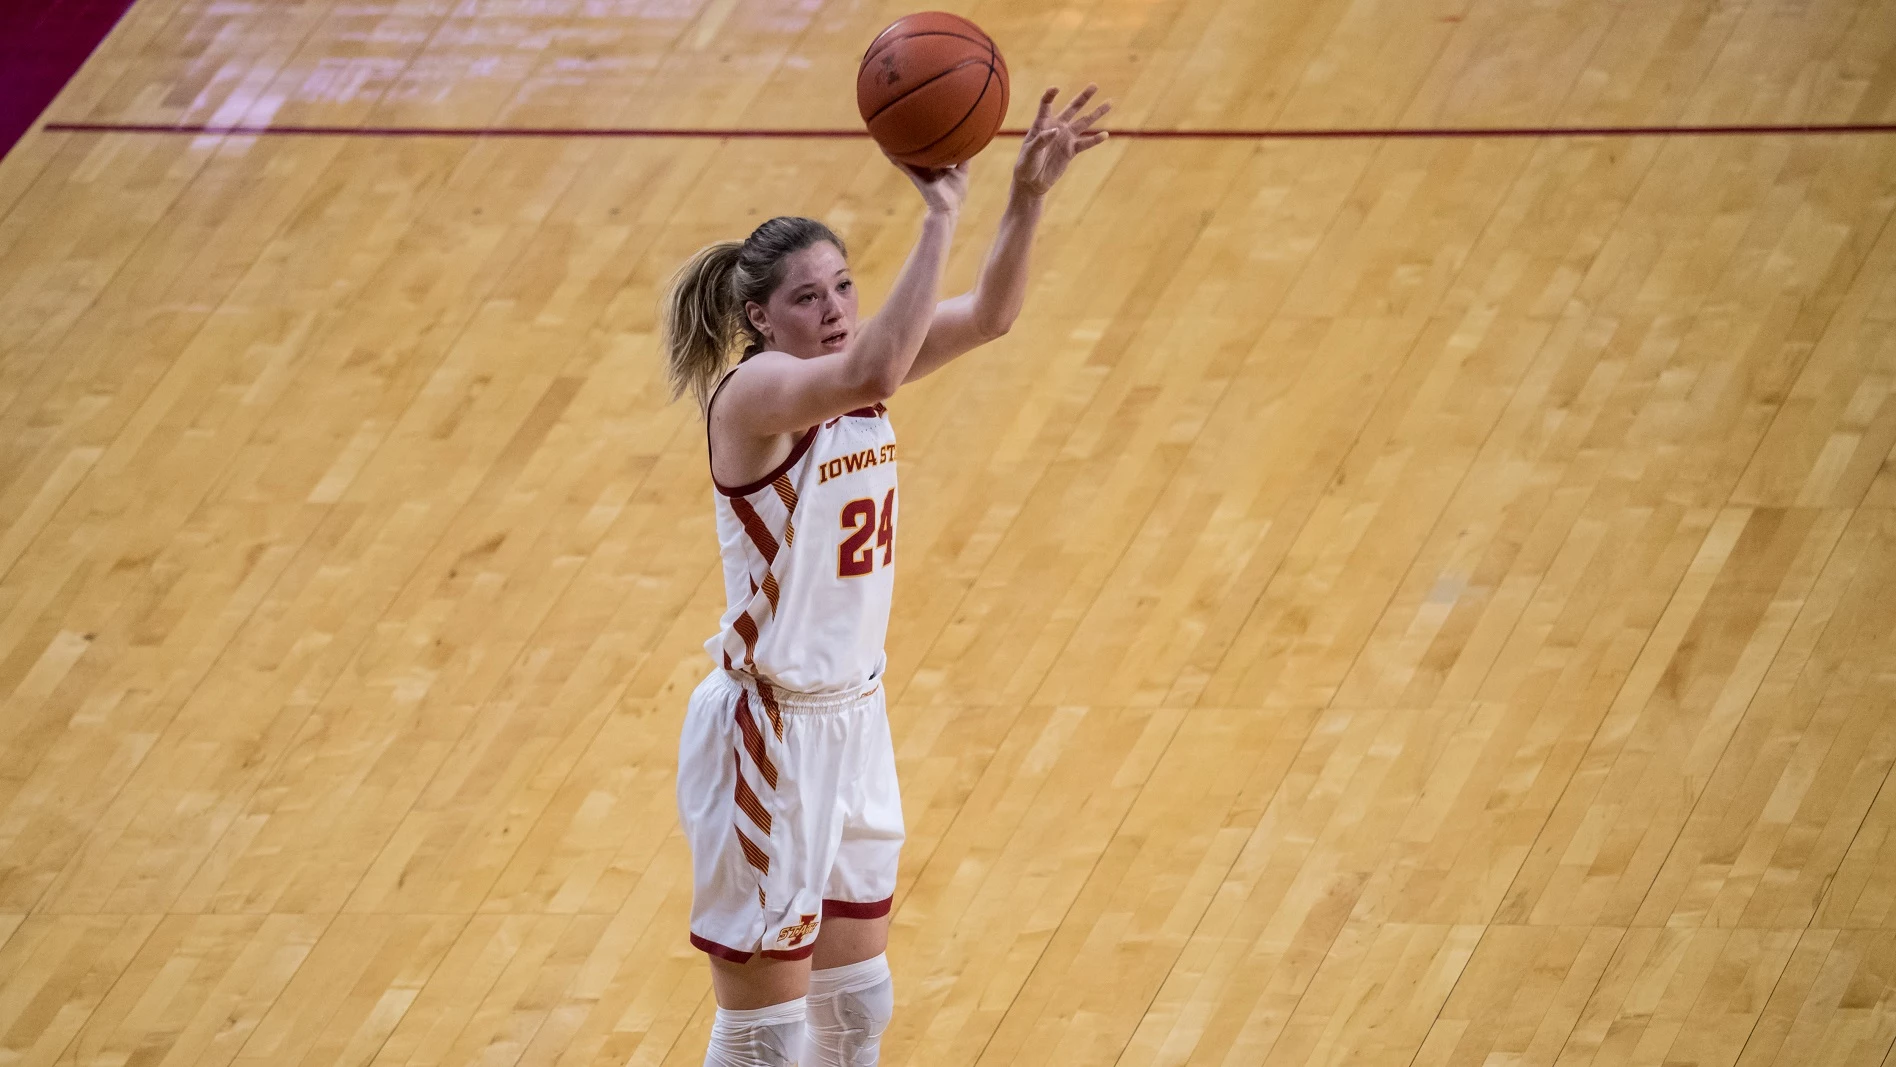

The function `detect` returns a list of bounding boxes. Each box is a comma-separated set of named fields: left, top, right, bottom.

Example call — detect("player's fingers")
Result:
left=1075, top=131, right=1110, bottom=151
left=1033, top=87, right=1057, bottom=130
left=1061, top=87, right=1092, bottom=125
left=1074, top=101, right=1113, bottom=132
left=1059, top=84, right=1098, bottom=122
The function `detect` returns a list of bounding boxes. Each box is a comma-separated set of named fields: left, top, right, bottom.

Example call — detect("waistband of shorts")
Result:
left=713, top=669, right=883, bottom=712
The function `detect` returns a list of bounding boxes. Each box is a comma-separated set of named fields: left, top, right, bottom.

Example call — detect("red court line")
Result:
left=43, top=122, right=882, bottom=139
left=39, top=121, right=1896, bottom=140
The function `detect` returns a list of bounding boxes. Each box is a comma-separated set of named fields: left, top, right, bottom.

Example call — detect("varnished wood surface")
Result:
left=3, top=1, right=1896, bottom=1064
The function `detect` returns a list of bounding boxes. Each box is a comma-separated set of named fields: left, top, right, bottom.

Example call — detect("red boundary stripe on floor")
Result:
left=38, top=121, right=1896, bottom=140
left=2, top=0, right=138, bottom=159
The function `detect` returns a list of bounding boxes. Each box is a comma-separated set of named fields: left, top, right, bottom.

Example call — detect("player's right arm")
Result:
left=714, top=164, right=967, bottom=438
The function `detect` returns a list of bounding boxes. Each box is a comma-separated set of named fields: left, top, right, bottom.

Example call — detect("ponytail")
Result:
left=658, top=217, right=849, bottom=411
left=661, top=240, right=744, bottom=409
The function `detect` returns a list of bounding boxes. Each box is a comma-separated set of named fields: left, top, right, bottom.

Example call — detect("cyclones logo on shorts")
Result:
left=778, top=913, right=820, bottom=947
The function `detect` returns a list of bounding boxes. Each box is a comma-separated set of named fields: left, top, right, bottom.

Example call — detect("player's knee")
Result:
left=829, top=975, right=894, bottom=1039
left=706, top=998, right=804, bottom=1067
left=806, top=954, right=894, bottom=1067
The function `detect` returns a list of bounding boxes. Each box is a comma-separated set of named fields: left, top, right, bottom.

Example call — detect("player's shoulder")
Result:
left=708, top=350, right=801, bottom=420
left=722, top=350, right=797, bottom=383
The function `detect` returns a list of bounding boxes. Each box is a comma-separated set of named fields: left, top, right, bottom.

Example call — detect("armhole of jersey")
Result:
left=706, top=366, right=819, bottom=498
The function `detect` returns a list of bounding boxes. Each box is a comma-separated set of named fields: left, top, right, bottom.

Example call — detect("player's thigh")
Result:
left=709, top=954, right=812, bottom=1010
left=812, top=912, right=890, bottom=970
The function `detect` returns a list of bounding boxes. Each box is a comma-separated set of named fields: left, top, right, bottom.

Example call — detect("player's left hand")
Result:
left=1013, top=85, right=1111, bottom=197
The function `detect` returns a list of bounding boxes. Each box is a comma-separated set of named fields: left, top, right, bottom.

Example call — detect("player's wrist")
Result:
left=1007, top=183, right=1048, bottom=210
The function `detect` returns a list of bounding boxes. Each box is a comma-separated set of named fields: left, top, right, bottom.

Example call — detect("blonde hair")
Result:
left=660, top=217, right=847, bottom=409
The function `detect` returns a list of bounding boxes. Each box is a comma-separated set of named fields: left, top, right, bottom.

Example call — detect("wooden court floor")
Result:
left=4, top=0, right=1896, bottom=1063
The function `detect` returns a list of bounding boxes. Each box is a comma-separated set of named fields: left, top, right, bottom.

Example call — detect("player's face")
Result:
left=752, top=242, right=858, bottom=358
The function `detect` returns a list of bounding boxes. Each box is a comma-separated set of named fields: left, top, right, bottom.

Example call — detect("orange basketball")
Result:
left=857, top=12, right=1009, bottom=170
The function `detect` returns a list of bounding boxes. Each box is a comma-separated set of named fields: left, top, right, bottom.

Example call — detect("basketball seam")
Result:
left=902, top=38, right=1000, bottom=164
left=906, top=58, right=1008, bottom=162
left=864, top=56, right=992, bottom=126
left=862, top=28, right=994, bottom=66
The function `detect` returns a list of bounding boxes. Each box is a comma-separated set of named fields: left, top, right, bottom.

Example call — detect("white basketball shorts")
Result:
left=677, top=669, right=904, bottom=962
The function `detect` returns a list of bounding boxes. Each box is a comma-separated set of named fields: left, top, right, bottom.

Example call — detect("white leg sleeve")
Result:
left=804, top=954, right=895, bottom=1067
left=706, top=998, right=805, bottom=1067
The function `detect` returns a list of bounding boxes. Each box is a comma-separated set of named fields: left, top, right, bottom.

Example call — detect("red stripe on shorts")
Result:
left=734, top=692, right=778, bottom=789
left=823, top=896, right=895, bottom=920
left=686, top=931, right=817, bottom=963
left=690, top=932, right=757, bottom=964
left=755, top=683, right=785, bottom=741
left=736, top=827, right=770, bottom=874
left=733, top=753, right=772, bottom=835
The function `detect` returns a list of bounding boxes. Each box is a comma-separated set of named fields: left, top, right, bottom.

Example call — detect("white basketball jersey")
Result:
left=704, top=382, right=898, bottom=696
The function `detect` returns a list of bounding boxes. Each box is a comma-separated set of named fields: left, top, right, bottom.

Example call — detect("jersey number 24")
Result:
left=839, top=490, right=895, bottom=578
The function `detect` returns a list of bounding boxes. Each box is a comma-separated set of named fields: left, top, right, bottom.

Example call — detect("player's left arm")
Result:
left=905, top=85, right=1111, bottom=382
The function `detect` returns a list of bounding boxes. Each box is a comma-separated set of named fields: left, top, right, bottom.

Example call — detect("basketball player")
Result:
left=660, top=86, right=1109, bottom=1067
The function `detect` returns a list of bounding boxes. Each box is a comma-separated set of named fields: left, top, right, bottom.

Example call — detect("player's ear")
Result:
left=745, top=300, right=770, bottom=339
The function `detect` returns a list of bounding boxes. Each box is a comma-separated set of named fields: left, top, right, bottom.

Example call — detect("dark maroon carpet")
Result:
left=0, top=0, right=138, bottom=159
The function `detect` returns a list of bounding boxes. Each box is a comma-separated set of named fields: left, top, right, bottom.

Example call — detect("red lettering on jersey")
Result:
left=877, top=488, right=895, bottom=566
left=816, top=443, right=894, bottom=484
left=839, top=499, right=876, bottom=577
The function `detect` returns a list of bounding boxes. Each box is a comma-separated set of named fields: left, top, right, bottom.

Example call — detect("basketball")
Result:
left=857, top=12, right=1010, bottom=170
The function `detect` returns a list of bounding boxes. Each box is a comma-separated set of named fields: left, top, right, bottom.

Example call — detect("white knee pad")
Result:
left=706, top=997, right=804, bottom=1067
left=805, top=954, right=895, bottom=1067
